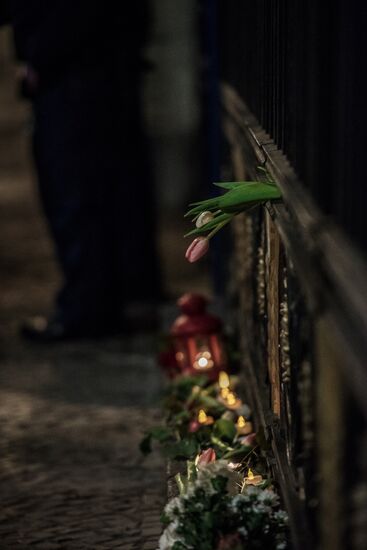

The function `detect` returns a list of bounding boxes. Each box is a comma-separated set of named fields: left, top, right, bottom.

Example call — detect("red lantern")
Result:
left=170, top=293, right=227, bottom=379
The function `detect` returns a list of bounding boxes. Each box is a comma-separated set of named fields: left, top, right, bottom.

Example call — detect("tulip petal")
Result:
left=185, top=237, right=209, bottom=263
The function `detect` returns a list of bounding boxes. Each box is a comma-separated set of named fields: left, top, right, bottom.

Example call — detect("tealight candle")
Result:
left=225, top=392, right=243, bottom=410
left=193, top=350, right=214, bottom=371
left=244, top=468, right=263, bottom=486
left=220, top=387, right=230, bottom=399
left=197, top=409, right=214, bottom=426
left=219, top=371, right=230, bottom=389
left=236, top=416, right=253, bottom=435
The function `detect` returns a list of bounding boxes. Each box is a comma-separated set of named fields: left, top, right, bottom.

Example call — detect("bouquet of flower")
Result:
left=159, top=459, right=289, bottom=550
left=185, top=172, right=281, bottom=262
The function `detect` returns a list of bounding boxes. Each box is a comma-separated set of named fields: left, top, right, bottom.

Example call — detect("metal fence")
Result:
left=217, top=2, right=367, bottom=549
left=219, top=0, right=366, bottom=253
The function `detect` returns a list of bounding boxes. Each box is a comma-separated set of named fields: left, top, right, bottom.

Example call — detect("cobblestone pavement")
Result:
left=0, top=62, right=166, bottom=548
left=0, top=340, right=166, bottom=549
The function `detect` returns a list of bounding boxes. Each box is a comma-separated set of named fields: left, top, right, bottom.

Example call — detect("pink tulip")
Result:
left=197, top=448, right=216, bottom=465
left=185, top=237, right=209, bottom=263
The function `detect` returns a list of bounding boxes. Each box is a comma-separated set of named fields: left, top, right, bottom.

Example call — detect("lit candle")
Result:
left=244, top=468, right=263, bottom=486
left=219, top=371, right=230, bottom=389
left=197, top=409, right=214, bottom=426
left=193, top=350, right=214, bottom=371
left=236, top=416, right=253, bottom=435
left=220, top=387, right=230, bottom=399
left=225, top=392, right=243, bottom=410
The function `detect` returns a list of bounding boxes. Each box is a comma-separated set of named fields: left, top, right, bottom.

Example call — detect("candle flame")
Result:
left=237, top=416, right=246, bottom=428
left=248, top=468, right=254, bottom=480
left=227, top=392, right=237, bottom=406
left=219, top=371, right=230, bottom=389
left=220, top=387, right=230, bottom=399
left=194, top=350, right=213, bottom=370
left=198, top=409, right=208, bottom=424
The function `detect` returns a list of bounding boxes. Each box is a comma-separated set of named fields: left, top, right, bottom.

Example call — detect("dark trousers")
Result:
left=32, top=66, right=160, bottom=328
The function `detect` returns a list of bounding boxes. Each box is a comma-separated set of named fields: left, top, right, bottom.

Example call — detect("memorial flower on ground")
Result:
left=144, top=322, right=290, bottom=549
left=196, top=448, right=216, bottom=465
left=159, top=461, right=289, bottom=550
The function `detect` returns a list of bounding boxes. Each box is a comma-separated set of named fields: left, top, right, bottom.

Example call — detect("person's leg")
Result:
left=23, top=66, right=162, bottom=340
left=28, top=71, right=121, bottom=335
left=111, top=76, right=162, bottom=307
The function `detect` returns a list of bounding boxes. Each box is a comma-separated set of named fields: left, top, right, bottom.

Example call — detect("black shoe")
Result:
left=20, top=316, right=121, bottom=342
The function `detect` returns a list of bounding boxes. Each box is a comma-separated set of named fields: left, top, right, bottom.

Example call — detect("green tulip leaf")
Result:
left=213, top=180, right=260, bottom=190
left=213, top=418, right=237, bottom=442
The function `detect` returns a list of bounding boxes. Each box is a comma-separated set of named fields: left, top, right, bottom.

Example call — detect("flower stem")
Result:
left=207, top=216, right=234, bottom=239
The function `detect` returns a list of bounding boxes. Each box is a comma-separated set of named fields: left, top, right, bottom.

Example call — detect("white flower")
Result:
left=257, top=489, right=280, bottom=506
left=158, top=521, right=181, bottom=549
left=241, top=485, right=261, bottom=497
left=238, top=526, right=248, bottom=537
left=196, top=460, right=243, bottom=496
left=196, top=211, right=214, bottom=228
left=229, top=493, right=251, bottom=511
left=186, top=474, right=215, bottom=497
left=164, top=496, right=184, bottom=519
left=251, top=503, right=269, bottom=514
left=273, top=510, right=289, bottom=524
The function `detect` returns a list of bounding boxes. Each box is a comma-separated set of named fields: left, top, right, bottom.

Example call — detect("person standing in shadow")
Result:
left=2, top=1, right=161, bottom=341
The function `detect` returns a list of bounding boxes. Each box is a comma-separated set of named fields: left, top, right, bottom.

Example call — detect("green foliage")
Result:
left=185, top=212, right=233, bottom=237
left=164, top=375, right=209, bottom=408
left=218, top=183, right=281, bottom=211
left=213, top=418, right=237, bottom=443
left=210, top=474, right=228, bottom=493
left=184, top=178, right=282, bottom=242
left=161, top=480, right=289, bottom=550
left=139, top=373, right=246, bottom=460
left=222, top=445, right=254, bottom=460
left=139, top=425, right=174, bottom=455
left=197, top=393, right=226, bottom=412
left=163, top=438, right=199, bottom=460
left=213, top=180, right=260, bottom=190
